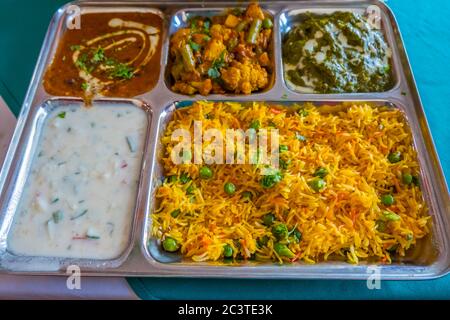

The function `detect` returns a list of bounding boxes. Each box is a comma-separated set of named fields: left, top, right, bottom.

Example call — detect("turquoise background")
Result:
left=0, top=0, right=449, bottom=299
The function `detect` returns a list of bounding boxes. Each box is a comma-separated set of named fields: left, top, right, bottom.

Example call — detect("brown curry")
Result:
left=44, top=12, right=163, bottom=99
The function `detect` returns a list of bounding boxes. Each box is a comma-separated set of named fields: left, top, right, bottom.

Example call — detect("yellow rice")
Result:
left=151, top=101, right=431, bottom=264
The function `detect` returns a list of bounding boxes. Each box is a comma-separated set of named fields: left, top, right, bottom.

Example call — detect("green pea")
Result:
left=272, top=224, right=288, bottom=240
left=402, top=173, right=413, bottom=185
left=241, top=191, right=253, bottom=201
left=376, top=219, right=387, bottom=232
left=224, top=182, right=236, bottom=195
left=383, top=210, right=400, bottom=221
left=170, top=209, right=181, bottom=218
left=263, top=213, right=275, bottom=226
left=274, top=243, right=295, bottom=258
left=162, top=237, right=179, bottom=252
left=381, top=194, right=394, bottom=206
left=388, top=151, right=401, bottom=163
left=279, top=145, right=289, bottom=153
left=309, top=178, right=326, bottom=192
left=313, top=167, right=328, bottom=178
left=249, top=120, right=260, bottom=130
left=262, top=18, right=273, bottom=29
left=199, top=166, right=213, bottom=179
left=223, top=244, right=233, bottom=258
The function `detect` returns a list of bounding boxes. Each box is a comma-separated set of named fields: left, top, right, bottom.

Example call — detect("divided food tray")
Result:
left=0, top=0, right=448, bottom=279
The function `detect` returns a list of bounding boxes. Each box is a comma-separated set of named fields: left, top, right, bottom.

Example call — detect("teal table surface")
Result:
left=0, top=0, right=449, bottom=299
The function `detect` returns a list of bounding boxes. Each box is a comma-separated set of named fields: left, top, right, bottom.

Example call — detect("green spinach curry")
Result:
left=282, top=12, right=393, bottom=93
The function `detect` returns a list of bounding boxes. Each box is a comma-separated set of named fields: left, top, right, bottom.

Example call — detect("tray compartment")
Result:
left=0, top=98, right=152, bottom=272
left=139, top=99, right=448, bottom=279
left=278, top=3, right=401, bottom=95
left=163, top=6, right=277, bottom=98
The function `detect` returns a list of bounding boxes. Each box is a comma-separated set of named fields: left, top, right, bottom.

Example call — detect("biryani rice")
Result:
left=151, top=101, right=431, bottom=264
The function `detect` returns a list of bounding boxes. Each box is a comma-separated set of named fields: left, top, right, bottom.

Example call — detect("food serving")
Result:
left=152, top=101, right=430, bottom=264
left=44, top=12, right=163, bottom=100
left=282, top=11, right=393, bottom=93
left=169, top=3, right=274, bottom=95
left=8, top=104, right=147, bottom=259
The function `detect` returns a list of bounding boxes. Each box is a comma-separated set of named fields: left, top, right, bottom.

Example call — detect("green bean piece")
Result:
left=170, top=209, right=181, bottom=218
left=274, top=243, right=295, bottom=258
left=180, top=43, right=196, bottom=71
left=292, top=229, right=302, bottom=243
left=162, top=237, right=179, bottom=252
left=246, top=19, right=262, bottom=44
left=383, top=210, right=400, bottom=221
left=262, top=18, right=273, bottom=29
left=235, top=20, right=248, bottom=32
left=223, top=244, right=233, bottom=258
left=279, top=145, right=289, bottom=153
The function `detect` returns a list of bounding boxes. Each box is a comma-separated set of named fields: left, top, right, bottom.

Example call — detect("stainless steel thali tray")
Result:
left=0, top=0, right=448, bottom=279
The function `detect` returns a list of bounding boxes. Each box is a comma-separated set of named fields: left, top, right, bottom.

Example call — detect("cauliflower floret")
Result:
left=204, top=38, right=226, bottom=61
left=245, top=3, right=265, bottom=20
left=210, top=24, right=232, bottom=42
left=170, top=28, right=190, bottom=53
left=220, top=61, right=269, bottom=94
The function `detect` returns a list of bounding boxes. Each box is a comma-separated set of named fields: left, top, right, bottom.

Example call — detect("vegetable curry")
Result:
left=44, top=12, right=163, bottom=100
left=169, top=3, right=274, bottom=95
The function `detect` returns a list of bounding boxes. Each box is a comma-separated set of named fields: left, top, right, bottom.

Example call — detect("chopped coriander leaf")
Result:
left=207, top=67, right=220, bottom=79
left=260, top=171, right=283, bottom=188
left=70, top=45, right=80, bottom=51
left=279, top=159, right=291, bottom=170
left=313, top=167, right=328, bottom=178
left=91, top=47, right=105, bottom=63
left=249, top=120, right=260, bottom=130
left=189, top=41, right=201, bottom=52
left=179, top=173, right=191, bottom=184
left=126, top=135, right=137, bottom=153
left=70, top=209, right=88, bottom=221
left=81, top=82, right=89, bottom=91
left=203, top=19, right=211, bottom=31
left=52, top=211, right=63, bottom=223
left=109, top=63, right=134, bottom=80
left=57, top=112, right=66, bottom=119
